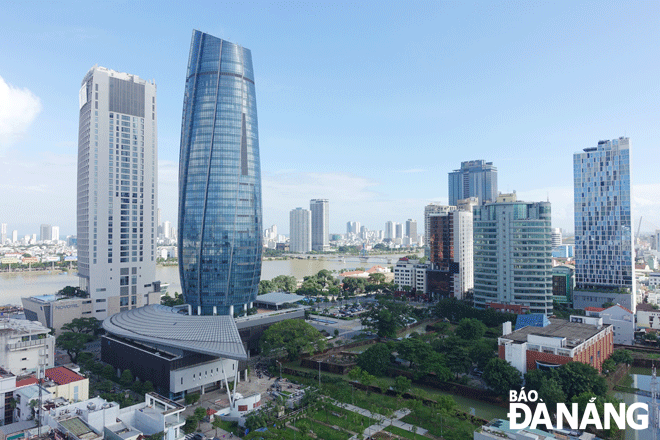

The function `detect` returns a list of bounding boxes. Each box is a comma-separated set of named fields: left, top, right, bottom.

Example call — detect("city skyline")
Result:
left=2, top=2, right=660, bottom=236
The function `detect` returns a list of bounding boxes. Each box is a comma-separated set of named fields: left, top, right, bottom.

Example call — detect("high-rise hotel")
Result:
left=76, top=66, right=160, bottom=319
left=572, top=138, right=635, bottom=311
left=178, top=31, right=262, bottom=316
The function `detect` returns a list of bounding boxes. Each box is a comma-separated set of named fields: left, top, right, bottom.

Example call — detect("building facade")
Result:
left=310, top=199, right=329, bottom=251
left=552, top=265, right=574, bottom=305
left=76, top=66, right=159, bottom=320
left=573, top=138, right=635, bottom=311
left=473, top=193, right=553, bottom=315
left=289, top=208, right=311, bottom=254
left=448, top=160, right=497, bottom=205
left=498, top=316, right=613, bottom=375
left=405, top=219, right=417, bottom=244
left=178, top=31, right=263, bottom=316
left=39, top=225, right=51, bottom=242
left=427, top=208, right=473, bottom=300
left=0, top=319, right=55, bottom=376
left=585, top=305, right=634, bottom=345
left=393, top=258, right=428, bottom=292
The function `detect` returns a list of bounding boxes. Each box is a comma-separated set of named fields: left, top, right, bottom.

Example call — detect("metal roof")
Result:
left=102, top=305, right=247, bottom=360
left=254, top=291, right=305, bottom=306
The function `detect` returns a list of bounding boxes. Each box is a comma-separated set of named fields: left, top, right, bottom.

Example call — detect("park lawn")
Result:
left=310, top=403, right=374, bottom=433
left=243, top=425, right=311, bottom=440
left=384, top=425, right=418, bottom=439
left=304, top=419, right=352, bottom=440
left=401, top=409, right=478, bottom=440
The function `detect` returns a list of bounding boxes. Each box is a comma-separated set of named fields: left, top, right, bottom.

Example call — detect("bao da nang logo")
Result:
left=508, top=388, right=649, bottom=430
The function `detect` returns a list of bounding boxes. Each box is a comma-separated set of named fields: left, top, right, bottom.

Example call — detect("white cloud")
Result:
left=0, top=76, right=42, bottom=153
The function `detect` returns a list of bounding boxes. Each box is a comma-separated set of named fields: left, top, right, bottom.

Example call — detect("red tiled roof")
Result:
left=16, top=377, right=38, bottom=387
left=45, top=367, right=84, bottom=385
left=584, top=307, right=605, bottom=312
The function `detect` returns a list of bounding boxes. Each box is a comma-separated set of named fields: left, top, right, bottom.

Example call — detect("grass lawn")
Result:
left=384, top=425, right=418, bottom=439
left=310, top=402, right=375, bottom=433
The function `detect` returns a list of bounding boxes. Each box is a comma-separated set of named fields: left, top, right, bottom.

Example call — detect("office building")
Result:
left=448, top=160, right=498, bottom=205
left=76, top=66, right=159, bottom=320
left=40, top=224, right=51, bottom=242
left=1, top=224, right=6, bottom=244
left=384, top=221, right=394, bottom=240
left=178, top=31, right=262, bottom=316
left=551, top=228, right=562, bottom=247
left=310, top=199, right=329, bottom=251
left=585, top=305, right=634, bottom=346
left=11, top=231, right=17, bottom=243
left=405, top=219, right=417, bottom=243
left=290, top=208, right=311, bottom=253
left=163, top=220, right=172, bottom=239
left=51, top=226, right=60, bottom=242
left=655, top=230, right=660, bottom=251
left=473, top=193, right=553, bottom=315
left=346, top=221, right=360, bottom=235
left=552, top=265, right=574, bottom=304
left=572, top=138, right=635, bottom=311
left=426, top=206, right=473, bottom=300
left=395, top=223, right=403, bottom=240
left=393, top=258, right=428, bottom=292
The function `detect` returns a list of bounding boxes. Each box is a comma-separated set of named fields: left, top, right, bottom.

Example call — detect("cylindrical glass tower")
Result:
left=178, top=30, right=262, bottom=316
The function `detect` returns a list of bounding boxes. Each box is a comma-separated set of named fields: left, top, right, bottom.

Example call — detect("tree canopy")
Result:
left=356, top=343, right=392, bottom=376
left=260, top=320, right=326, bottom=360
left=56, top=332, right=93, bottom=363
left=482, top=358, right=522, bottom=396
left=61, top=317, right=101, bottom=335
left=455, top=318, right=486, bottom=340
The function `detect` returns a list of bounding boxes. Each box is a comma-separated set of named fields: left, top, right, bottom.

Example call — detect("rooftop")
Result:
left=503, top=318, right=608, bottom=348
left=254, top=292, right=305, bottom=306
left=59, top=416, right=99, bottom=440
left=103, top=305, right=247, bottom=361
left=45, top=367, right=85, bottom=385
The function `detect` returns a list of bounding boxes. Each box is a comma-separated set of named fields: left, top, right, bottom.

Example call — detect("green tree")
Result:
left=539, top=378, right=566, bottom=411
left=556, top=362, right=607, bottom=400
left=193, top=406, right=207, bottom=429
left=161, top=292, right=184, bottom=307
left=393, top=376, right=411, bottom=396
left=368, top=273, right=386, bottom=285
left=601, top=358, right=616, bottom=374
left=611, top=349, right=633, bottom=364
left=185, top=393, right=201, bottom=405
left=143, top=381, right=154, bottom=393
left=470, top=339, right=497, bottom=370
left=356, top=343, right=392, bottom=376
left=260, top=320, right=326, bottom=360
left=455, top=318, right=486, bottom=340
left=61, top=317, right=101, bottom=335
left=102, top=364, right=116, bottom=380
left=482, top=358, right=522, bottom=396
left=120, top=369, right=134, bottom=387
left=445, top=344, right=472, bottom=378
left=56, top=332, right=93, bottom=363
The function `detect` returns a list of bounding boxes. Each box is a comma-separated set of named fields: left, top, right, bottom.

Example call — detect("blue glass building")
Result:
left=178, top=30, right=262, bottom=316
left=572, top=138, right=635, bottom=311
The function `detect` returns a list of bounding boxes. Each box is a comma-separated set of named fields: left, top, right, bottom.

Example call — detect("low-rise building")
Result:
left=22, top=295, right=93, bottom=334
left=393, top=258, right=428, bottom=293
left=585, top=305, right=635, bottom=345
left=0, top=319, right=54, bottom=375
left=636, top=303, right=660, bottom=330
left=44, top=367, right=88, bottom=403
left=498, top=315, right=613, bottom=375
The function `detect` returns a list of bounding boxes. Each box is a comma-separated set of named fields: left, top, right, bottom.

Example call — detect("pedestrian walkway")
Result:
left=329, top=400, right=428, bottom=439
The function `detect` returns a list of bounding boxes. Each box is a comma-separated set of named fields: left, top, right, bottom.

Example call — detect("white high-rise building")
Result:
left=551, top=228, right=562, bottom=248
left=290, top=208, right=311, bottom=253
left=0, top=224, right=6, bottom=244
left=384, top=221, right=394, bottom=240
left=394, top=223, right=403, bottom=240
left=427, top=206, right=473, bottom=300
left=51, top=226, right=60, bottom=242
left=573, top=138, right=635, bottom=311
left=40, top=224, right=52, bottom=242
left=76, top=66, right=159, bottom=320
left=310, top=199, right=329, bottom=251
left=405, top=219, right=417, bottom=243
left=163, top=221, right=172, bottom=239
left=11, top=230, right=17, bottom=243
left=346, top=221, right=360, bottom=235
left=473, top=193, right=553, bottom=315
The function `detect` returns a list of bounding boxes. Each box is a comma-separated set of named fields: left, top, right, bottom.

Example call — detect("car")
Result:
left=192, top=433, right=205, bottom=440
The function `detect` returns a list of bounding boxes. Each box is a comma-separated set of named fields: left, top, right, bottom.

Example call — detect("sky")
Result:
left=1, top=1, right=659, bottom=237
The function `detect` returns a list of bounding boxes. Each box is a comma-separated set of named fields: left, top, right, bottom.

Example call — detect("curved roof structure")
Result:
left=102, top=305, right=247, bottom=360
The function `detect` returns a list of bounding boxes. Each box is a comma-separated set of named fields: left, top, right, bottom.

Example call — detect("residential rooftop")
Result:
left=503, top=318, right=608, bottom=348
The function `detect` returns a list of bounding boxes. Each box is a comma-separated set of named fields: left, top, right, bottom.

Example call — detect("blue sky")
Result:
left=1, top=1, right=659, bottom=237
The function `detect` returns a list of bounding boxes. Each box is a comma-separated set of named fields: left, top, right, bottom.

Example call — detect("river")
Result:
left=0, top=254, right=414, bottom=305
